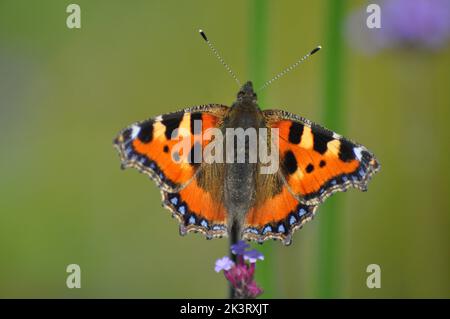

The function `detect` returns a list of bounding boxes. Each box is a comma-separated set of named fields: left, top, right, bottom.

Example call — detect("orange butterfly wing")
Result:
left=114, top=104, right=230, bottom=238
left=242, top=109, right=380, bottom=245
left=266, top=109, right=380, bottom=205
left=243, top=182, right=317, bottom=245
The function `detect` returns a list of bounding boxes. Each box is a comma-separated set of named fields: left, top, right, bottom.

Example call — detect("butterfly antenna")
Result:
left=259, top=45, right=322, bottom=91
left=199, top=29, right=241, bottom=87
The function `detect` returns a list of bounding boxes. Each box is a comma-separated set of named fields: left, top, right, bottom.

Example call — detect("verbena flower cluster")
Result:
left=214, top=241, right=264, bottom=298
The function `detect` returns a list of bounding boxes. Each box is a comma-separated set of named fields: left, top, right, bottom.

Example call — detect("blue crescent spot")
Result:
left=178, top=205, right=186, bottom=215
left=189, top=216, right=196, bottom=224
left=123, top=139, right=132, bottom=146
left=343, top=176, right=348, bottom=182
left=352, top=175, right=358, bottom=181
left=331, top=179, right=337, bottom=185
left=298, top=208, right=307, bottom=217
left=212, top=225, right=222, bottom=231
left=359, top=169, right=365, bottom=177
left=277, top=224, right=285, bottom=233
left=200, top=220, right=208, bottom=228
left=262, top=226, right=272, bottom=235
left=170, top=197, right=178, bottom=205
left=289, top=215, right=296, bottom=225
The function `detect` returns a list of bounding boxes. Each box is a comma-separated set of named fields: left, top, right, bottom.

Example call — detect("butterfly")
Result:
left=113, top=81, right=380, bottom=245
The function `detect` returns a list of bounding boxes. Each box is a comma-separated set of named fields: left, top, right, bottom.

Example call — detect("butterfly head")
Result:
left=237, top=81, right=257, bottom=104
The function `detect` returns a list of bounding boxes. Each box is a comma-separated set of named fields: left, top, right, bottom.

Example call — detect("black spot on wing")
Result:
left=306, top=163, right=314, bottom=173
left=312, top=128, right=334, bottom=154
left=138, top=120, right=154, bottom=143
left=187, top=141, right=202, bottom=167
left=190, top=113, right=203, bottom=135
left=162, top=112, right=184, bottom=139
left=339, top=139, right=356, bottom=162
left=282, top=150, right=298, bottom=175
left=288, top=122, right=304, bottom=144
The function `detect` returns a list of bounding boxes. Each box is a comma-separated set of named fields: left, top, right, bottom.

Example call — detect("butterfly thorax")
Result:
left=233, top=81, right=259, bottom=109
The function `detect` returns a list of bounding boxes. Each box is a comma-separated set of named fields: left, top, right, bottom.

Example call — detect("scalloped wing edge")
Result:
left=160, top=190, right=228, bottom=240
left=242, top=203, right=318, bottom=246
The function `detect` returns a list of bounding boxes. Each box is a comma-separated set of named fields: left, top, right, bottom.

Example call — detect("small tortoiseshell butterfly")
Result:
left=113, top=31, right=380, bottom=245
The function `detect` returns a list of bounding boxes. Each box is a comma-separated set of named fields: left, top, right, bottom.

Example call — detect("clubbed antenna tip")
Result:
left=198, top=28, right=241, bottom=87
left=259, top=44, right=322, bottom=91
left=199, top=29, right=208, bottom=41
left=310, top=45, right=322, bottom=55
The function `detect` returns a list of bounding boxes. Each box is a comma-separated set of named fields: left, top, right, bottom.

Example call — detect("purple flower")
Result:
left=243, top=249, right=265, bottom=263
left=223, top=262, right=262, bottom=299
left=230, top=240, right=250, bottom=255
left=214, top=256, right=234, bottom=273
left=214, top=241, right=264, bottom=298
left=346, top=0, right=450, bottom=53
left=384, top=0, right=450, bottom=49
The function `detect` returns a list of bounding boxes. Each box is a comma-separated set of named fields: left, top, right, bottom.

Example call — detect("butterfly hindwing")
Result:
left=243, top=171, right=317, bottom=245
left=264, top=109, right=380, bottom=206
left=241, top=109, right=380, bottom=245
left=114, top=104, right=230, bottom=238
left=162, top=172, right=228, bottom=239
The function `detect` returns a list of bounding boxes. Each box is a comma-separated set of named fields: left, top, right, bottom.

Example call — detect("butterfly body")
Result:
left=114, top=81, right=380, bottom=245
left=222, top=82, right=265, bottom=233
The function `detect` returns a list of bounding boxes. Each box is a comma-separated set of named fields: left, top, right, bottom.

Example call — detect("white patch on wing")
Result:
left=354, top=146, right=363, bottom=161
left=332, top=132, right=341, bottom=139
left=131, top=125, right=141, bottom=139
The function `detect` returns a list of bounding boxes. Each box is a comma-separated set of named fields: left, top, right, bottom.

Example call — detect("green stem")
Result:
left=249, top=0, right=274, bottom=298
left=249, top=0, right=269, bottom=94
left=317, top=0, right=347, bottom=298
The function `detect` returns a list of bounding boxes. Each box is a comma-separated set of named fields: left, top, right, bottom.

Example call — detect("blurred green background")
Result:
left=0, top=0, right=449, bottom=298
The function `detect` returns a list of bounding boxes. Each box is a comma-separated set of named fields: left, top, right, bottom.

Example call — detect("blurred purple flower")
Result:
left=346, top=0, right=450, bottom=54
left=215, top=256, right=235, bottom=273
left=231, top=240, right=250, bottom=255
left=243, top=249, right=265, bottom=263
left=384, top=0, right=450, bottom=48
left=215, top=240, right=264, bottom=298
